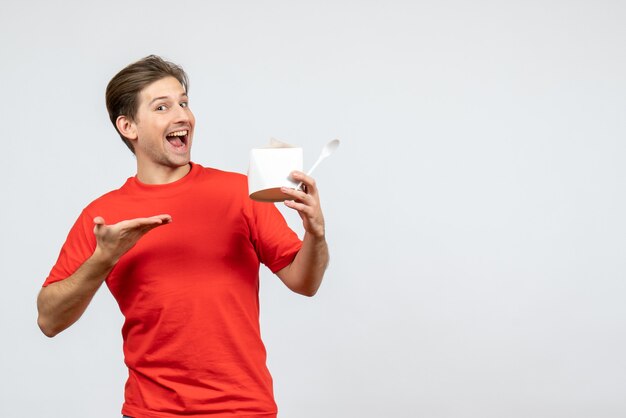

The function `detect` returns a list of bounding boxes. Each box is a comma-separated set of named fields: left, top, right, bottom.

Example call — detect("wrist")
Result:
left=90, top=247, right=119, bottom=270
left=305, top=229, right=326, bottom=242
left=305, top=220, right=325, bottom=239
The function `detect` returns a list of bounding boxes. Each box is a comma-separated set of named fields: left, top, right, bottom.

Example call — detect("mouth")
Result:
left=165, top=129, right=189, bottom=149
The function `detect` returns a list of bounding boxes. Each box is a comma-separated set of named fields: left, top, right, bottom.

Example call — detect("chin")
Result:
left=171, top=157, right=191, bottom=167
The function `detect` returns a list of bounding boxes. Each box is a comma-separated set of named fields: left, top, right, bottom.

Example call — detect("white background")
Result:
left=1, top=1, right=625, bottom=417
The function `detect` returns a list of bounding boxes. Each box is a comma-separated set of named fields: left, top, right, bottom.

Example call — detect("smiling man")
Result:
left=37, top=55, right=329, bottom=418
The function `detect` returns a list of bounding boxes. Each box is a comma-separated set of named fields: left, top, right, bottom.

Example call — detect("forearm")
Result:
left=37, top=249, right=115, bottom=337
left=279, top=232, right=329, bottom=296
left=38, top=214, right=171, bottom=337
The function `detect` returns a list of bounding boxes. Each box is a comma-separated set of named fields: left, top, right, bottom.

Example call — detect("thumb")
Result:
left=93, top=216, right=106, bottom=234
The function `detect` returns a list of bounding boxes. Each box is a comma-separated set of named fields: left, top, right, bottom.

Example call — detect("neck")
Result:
left=136, top=162, right=192, bottom=185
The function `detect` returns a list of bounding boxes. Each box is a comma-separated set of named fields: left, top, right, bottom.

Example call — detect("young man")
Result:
left=37, top=55, right=329, bottom=418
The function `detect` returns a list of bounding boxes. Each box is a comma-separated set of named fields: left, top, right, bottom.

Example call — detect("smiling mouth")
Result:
left=166, top=130, right=189, bottom=148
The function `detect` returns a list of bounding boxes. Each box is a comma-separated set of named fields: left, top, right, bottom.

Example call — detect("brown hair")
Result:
left=105, top=55, right=189, bottom=153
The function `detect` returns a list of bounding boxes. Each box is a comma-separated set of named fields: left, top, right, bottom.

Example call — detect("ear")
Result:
left=116, top=115, right=138, bottom=141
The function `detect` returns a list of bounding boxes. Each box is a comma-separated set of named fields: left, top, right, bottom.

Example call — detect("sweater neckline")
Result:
left=124, top=162, right=201, bottom=194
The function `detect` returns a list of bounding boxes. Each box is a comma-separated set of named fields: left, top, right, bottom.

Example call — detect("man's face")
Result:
left=130, top=76, right=195, bottom=171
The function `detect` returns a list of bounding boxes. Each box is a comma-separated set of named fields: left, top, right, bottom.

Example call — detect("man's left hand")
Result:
left=281, top=171, right=325, bottom=238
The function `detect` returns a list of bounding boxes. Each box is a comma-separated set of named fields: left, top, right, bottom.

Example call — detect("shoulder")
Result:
left=191, top=163, right=249, bottom=193
left=81, top=180, right=131, bottom=216
left=193, top=163, right=247, bottom=183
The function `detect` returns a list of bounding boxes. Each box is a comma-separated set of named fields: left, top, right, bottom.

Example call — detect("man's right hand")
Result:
left=92, top=214, right=172, bottom=265
left=37, top=214, right=172, bottom=337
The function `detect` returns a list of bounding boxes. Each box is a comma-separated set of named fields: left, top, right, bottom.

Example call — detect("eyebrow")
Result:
left=149, top=93, right=188, bottom=105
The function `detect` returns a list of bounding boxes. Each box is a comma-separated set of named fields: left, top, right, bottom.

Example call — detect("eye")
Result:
left=180, top=102, right=189, bottom=108
left=156, top=104, right=168, bottom=111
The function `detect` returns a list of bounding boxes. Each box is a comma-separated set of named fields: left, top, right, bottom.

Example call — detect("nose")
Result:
left=174, top=104, right=193, bottom=125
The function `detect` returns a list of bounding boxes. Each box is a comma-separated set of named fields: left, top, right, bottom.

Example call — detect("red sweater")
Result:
left=44, top=163, right=302, bottom=417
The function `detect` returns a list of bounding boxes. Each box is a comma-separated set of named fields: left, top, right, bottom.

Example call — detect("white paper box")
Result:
left=248, top=147, right=303, bottom=202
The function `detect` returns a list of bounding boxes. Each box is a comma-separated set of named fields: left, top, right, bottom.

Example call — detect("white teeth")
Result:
left=167, top=130, right=187, bottom=137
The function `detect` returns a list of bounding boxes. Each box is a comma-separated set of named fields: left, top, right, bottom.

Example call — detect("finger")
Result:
left=290, top=171, right=318, bottom=195
left=125, top=221, right=164, bottom=233
left=284, top=199, right=315, bottom=215
left=142, top=216, right=173, bottom=230
left=281, top=187, right=312, bottom=202
left=122, top=215, right=172, bottom=228
left=149, top=214, right=173, bottom=224
left=93, top=216, right=106, bottom=234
